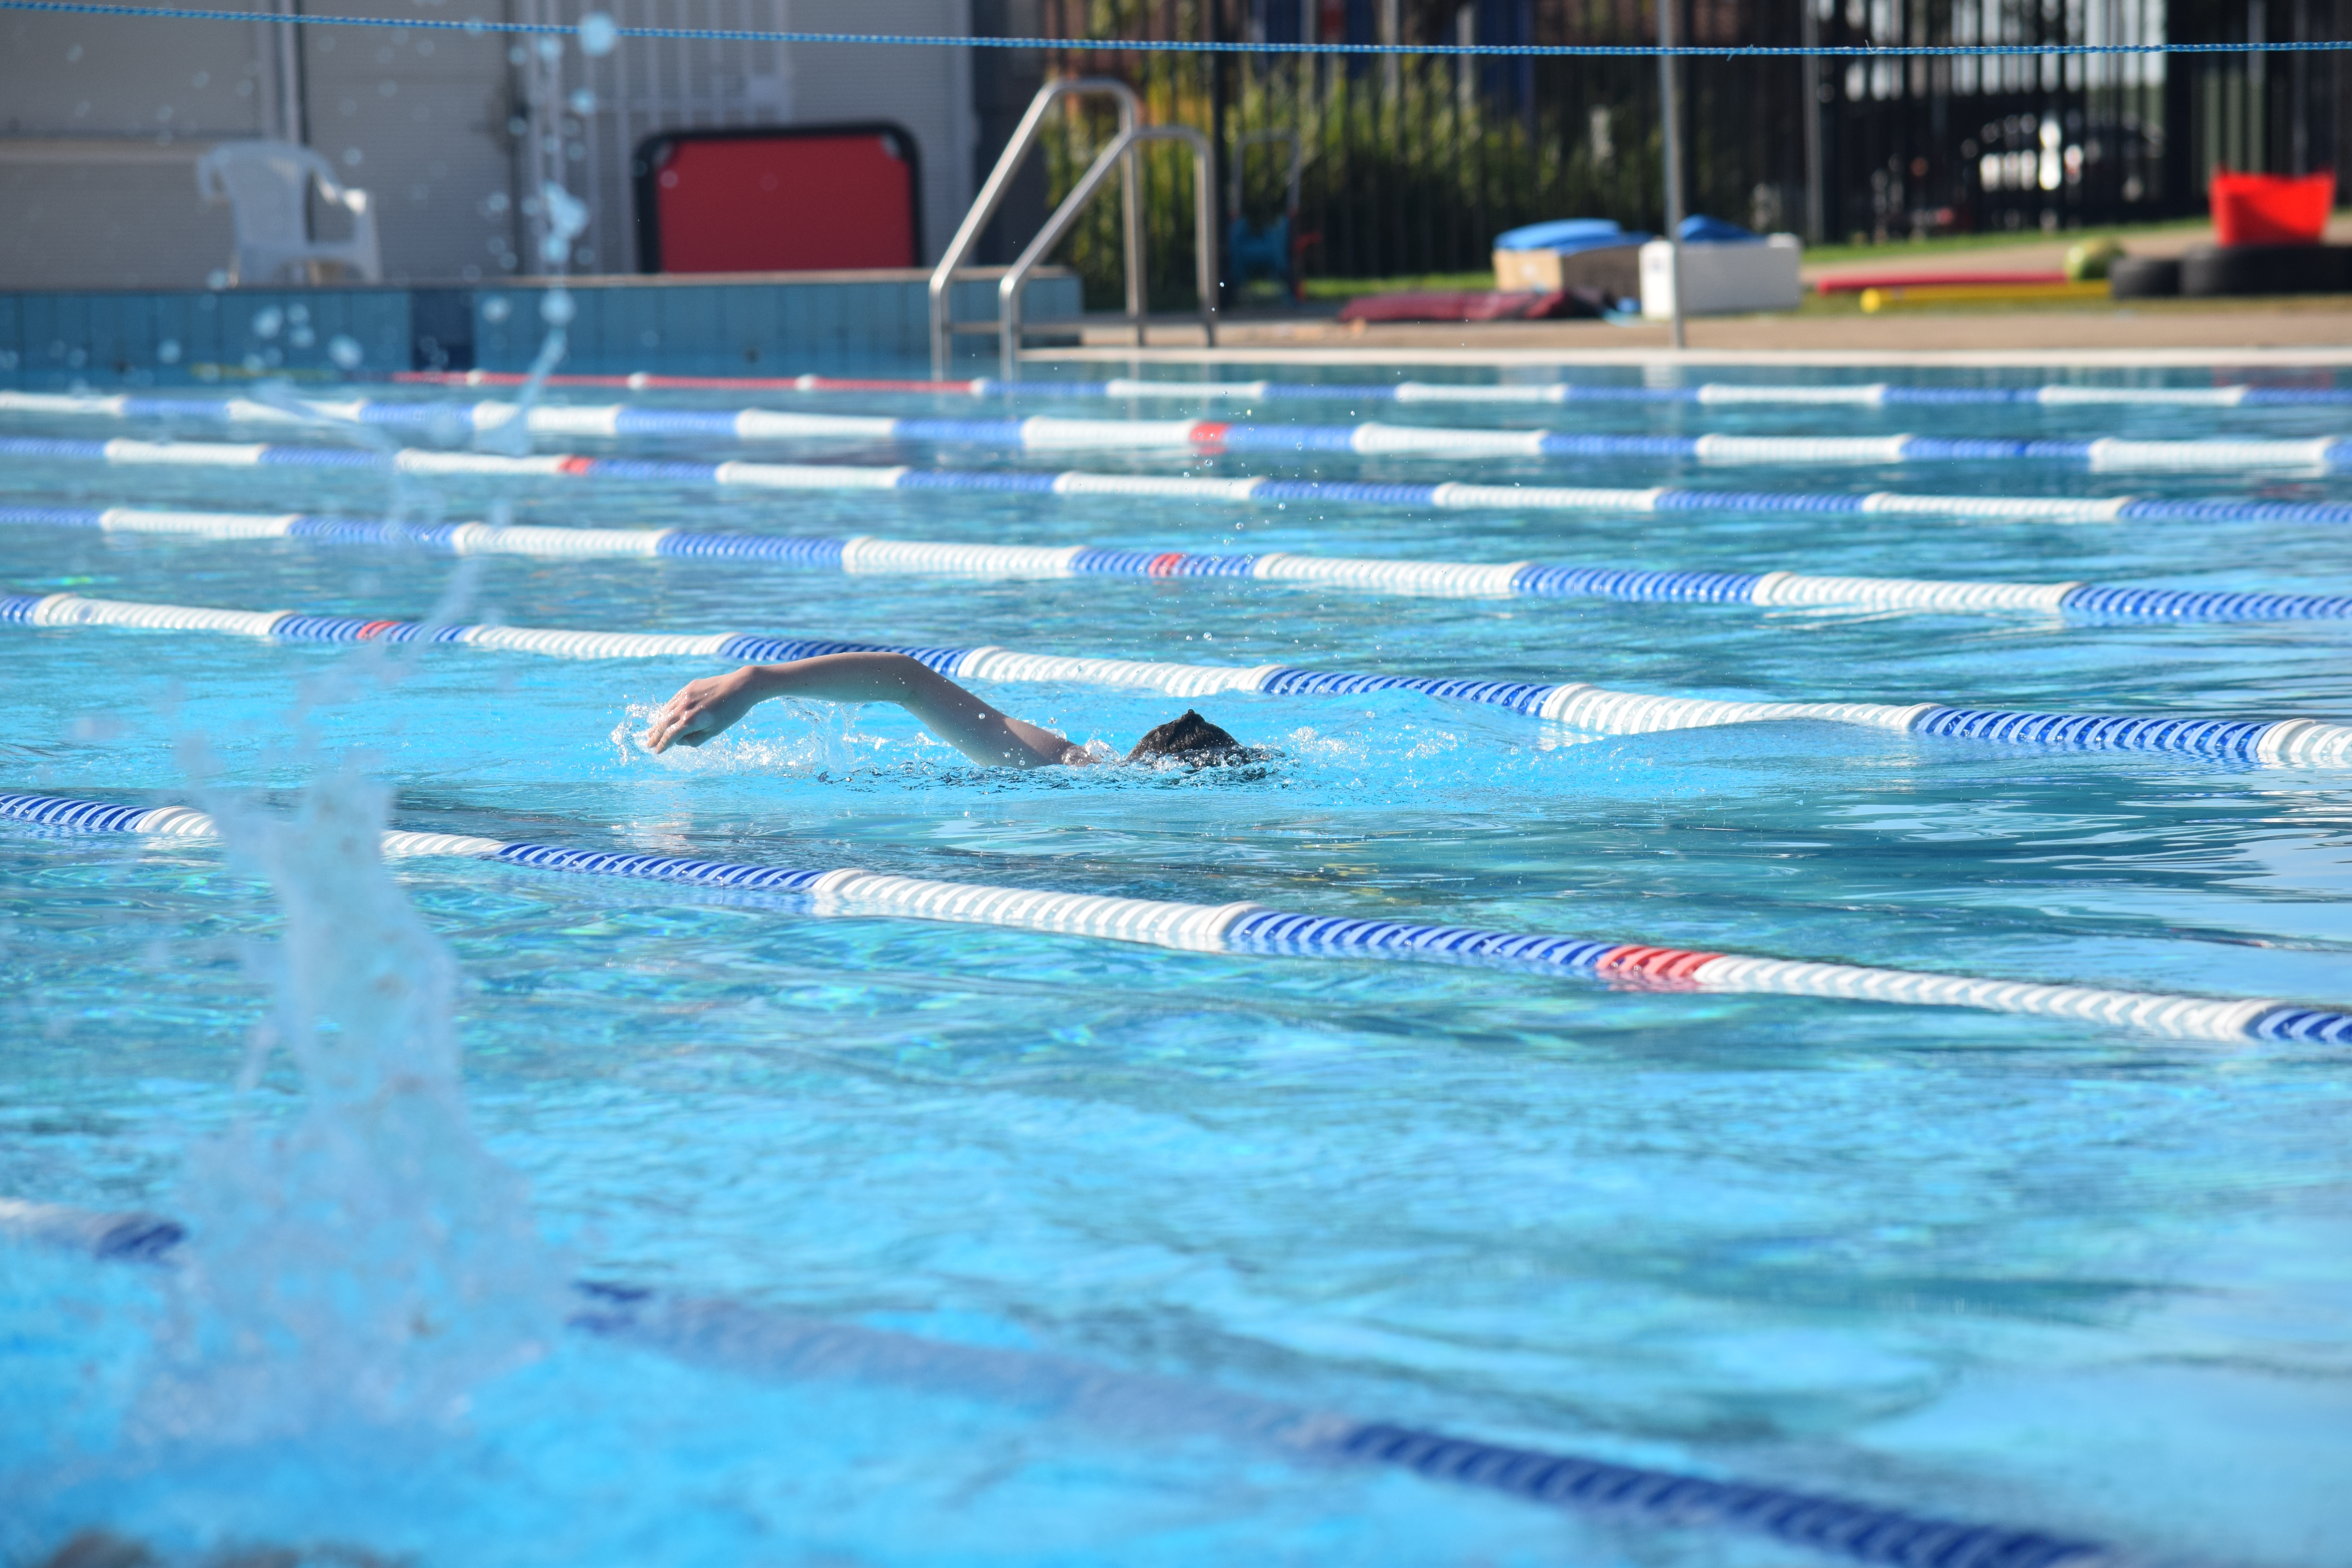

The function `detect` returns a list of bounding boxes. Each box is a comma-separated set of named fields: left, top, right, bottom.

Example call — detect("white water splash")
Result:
left=610, top=697, right=928, bottom=777
left=135, top=766, right=563, bottom=1443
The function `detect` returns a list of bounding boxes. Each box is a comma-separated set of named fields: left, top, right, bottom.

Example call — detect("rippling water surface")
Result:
left=2, top=361, right=2349, bottom=1567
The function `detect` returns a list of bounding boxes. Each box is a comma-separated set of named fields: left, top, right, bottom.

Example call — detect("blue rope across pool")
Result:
left=5, top=786, right=2348, bottom=1046
left=9, top=435, right=2352, bottom=528
left=0, top=1196, right=2105, bottom=1568
left=5, top=392, right=2344, bottom=473
left=13, top=589, right=2352, bottom=769
left=12, top=503, right=2352, bottom=622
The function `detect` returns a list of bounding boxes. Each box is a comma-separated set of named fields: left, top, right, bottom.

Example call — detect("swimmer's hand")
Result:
left=646, top=668, right=765, bottom=752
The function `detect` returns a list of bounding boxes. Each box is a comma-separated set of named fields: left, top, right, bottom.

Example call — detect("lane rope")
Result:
left=11, top=503, right=2352, bottom=622
left=11, top=590, right=2352, bottom=769
left=3, top=788, right=2344, bottom=1045
left=2, top=1198, right=2107, bottom=1568
left=396, top=368, right=2352, bottom=409
left=7, top=392, right=2343, bottom=474
left=10, top=434, right=2352, bottom=528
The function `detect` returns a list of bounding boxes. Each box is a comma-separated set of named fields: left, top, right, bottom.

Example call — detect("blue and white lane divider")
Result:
left=409, top=365, right=2352, bottom=410
left=12, top=591, right=2352, bottom=769
left=12, top=503, right=2352, bottom=622
left=11, top=434, right=2352, bottom=529
left=2, top=1201, right=2108, bottom=1568
left=4, top=788, right=2345, bottom=1046
left=2, top=391, right=2344, bottom=472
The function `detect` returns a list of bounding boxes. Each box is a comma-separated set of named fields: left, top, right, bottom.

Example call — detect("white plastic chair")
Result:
left=196, top=141, right=383, bottom=285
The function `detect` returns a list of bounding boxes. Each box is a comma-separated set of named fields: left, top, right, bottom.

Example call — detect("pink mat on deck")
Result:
left=1335, top=289, right=1598, bottom=323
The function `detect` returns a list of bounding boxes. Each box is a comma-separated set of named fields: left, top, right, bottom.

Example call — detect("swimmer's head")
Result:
left=1127, top=710, right=1247, bottom=764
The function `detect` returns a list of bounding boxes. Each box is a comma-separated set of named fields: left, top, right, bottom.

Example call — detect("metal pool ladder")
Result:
left=928, top=78, right=1218, bottom=381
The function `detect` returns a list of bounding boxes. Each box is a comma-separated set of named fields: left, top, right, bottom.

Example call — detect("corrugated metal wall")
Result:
left=0, top=0, right=975, bottom=289
left=0, top=9, right=273, bottom=287
left=507, top=0, right=976, bottom=275
left=295, top=0, right=517, bottom=284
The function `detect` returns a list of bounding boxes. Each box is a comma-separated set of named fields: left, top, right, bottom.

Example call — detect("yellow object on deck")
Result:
left=1858, top=280, right=2114, bottom=312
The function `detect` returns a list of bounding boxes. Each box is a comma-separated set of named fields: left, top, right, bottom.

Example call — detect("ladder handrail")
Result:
left=997, top=124, right=1218, bottom=382
left=928, top=77, right=1143, bottom=379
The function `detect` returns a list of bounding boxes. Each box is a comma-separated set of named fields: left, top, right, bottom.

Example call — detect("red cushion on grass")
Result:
left=2210, top=169, right=2335, bottom=247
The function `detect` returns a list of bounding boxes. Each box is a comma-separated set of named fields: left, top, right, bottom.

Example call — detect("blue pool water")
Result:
left=3, top=362, right=2350, bottom=1566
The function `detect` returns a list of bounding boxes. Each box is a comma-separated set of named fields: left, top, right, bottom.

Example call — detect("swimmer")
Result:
left=644, top=651, right=1245, bottom=768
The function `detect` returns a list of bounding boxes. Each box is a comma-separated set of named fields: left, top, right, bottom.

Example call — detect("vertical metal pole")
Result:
left=1657, top=0, right=1686, bottom=349
left=272, top=0, right=307, bottom=145
left=1800, top=0, right=1824, bottom=243
left=1209, top=0, right=1230, bottom=310
left=1122, top=125, right=1147, bottom=346
left=1379, top=0, right=1401, bottom=100
left=1194, top=135, right=1219, bottom=345
left=2291, top=0, right=2311, bottom=173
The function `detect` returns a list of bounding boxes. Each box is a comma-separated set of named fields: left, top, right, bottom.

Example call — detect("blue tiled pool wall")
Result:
left=0, top=272, right=1078, bottom=383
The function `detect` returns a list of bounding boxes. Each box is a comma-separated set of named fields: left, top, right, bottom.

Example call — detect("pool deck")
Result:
left=1044, top=296, right=2352, bottom=368
left=1045, top=221, right=2352, bottom=369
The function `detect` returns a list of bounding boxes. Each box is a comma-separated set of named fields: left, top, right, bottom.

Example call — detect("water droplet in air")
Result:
left=328, top=334, right=364, bottom=369
left=157, top=338, right=182, bottom=364
left=539, top=290, right=576, bottom=325
left=251, top=306, right=285, bottom=339
left=480, top=294, right=511, bottom=323
left=577, top=12, right=617, bottom=54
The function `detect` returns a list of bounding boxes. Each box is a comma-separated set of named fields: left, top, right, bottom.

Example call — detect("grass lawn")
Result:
left=1798, top=217, right=2214, bottom=267
left=1297, top=217, right=2231, bottom=299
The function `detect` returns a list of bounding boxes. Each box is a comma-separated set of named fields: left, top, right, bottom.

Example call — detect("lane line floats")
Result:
left=4, top=788, right=2345, bottom=1046
left=7, top=503, right=2351, bottom=621
left=11, top=591, right=2352, bottom=768
left=398, top=366, right=2352, bottom=410
left=9, top=435, right=2352, bottom=529
left=2, top=392, right=2343, bottom=472
left=6, top=1202, right=2108, bottom=1568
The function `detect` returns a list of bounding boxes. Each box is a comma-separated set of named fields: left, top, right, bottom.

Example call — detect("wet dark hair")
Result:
left=1127, top=709, right=1246, bottom=764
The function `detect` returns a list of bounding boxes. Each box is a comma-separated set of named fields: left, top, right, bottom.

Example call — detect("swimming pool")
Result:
left=3, top=360, right=2348, bottom=1566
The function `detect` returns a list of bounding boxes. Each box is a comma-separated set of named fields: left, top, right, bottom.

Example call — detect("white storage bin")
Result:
left=1640, top=234, right=1803, bottom=317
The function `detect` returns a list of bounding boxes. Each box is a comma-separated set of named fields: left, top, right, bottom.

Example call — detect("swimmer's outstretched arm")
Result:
left=645, top=652, right=1088, bottom=768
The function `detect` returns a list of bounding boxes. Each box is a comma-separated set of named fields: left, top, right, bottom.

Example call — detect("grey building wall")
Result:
left=296, top=3, right=515, bottom=284
left=0, top=11, right=272, bottom=288
left=0, top=0, right=979, bottom=289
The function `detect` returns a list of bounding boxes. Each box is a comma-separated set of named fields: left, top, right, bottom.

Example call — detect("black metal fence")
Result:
left=1807, top=0, right=2346, bottom=243
left=963, top=1, right=2342, bottom=307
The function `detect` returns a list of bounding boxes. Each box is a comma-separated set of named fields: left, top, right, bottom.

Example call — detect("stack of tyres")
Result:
left=2112, top=246, right=2352, bottom=299
left=2183, top=244, right=2352, bottom=297
left=2108, top=256, right=2182, bottom=299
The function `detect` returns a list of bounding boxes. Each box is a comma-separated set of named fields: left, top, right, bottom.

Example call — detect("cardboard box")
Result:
left=1492, top=243, right=1644, bottom=303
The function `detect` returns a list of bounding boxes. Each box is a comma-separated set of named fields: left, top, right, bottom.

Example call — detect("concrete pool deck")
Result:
left=1042, top=296, right=2352, bottom=368
left=1043, top=220, right=2352, bottom=369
